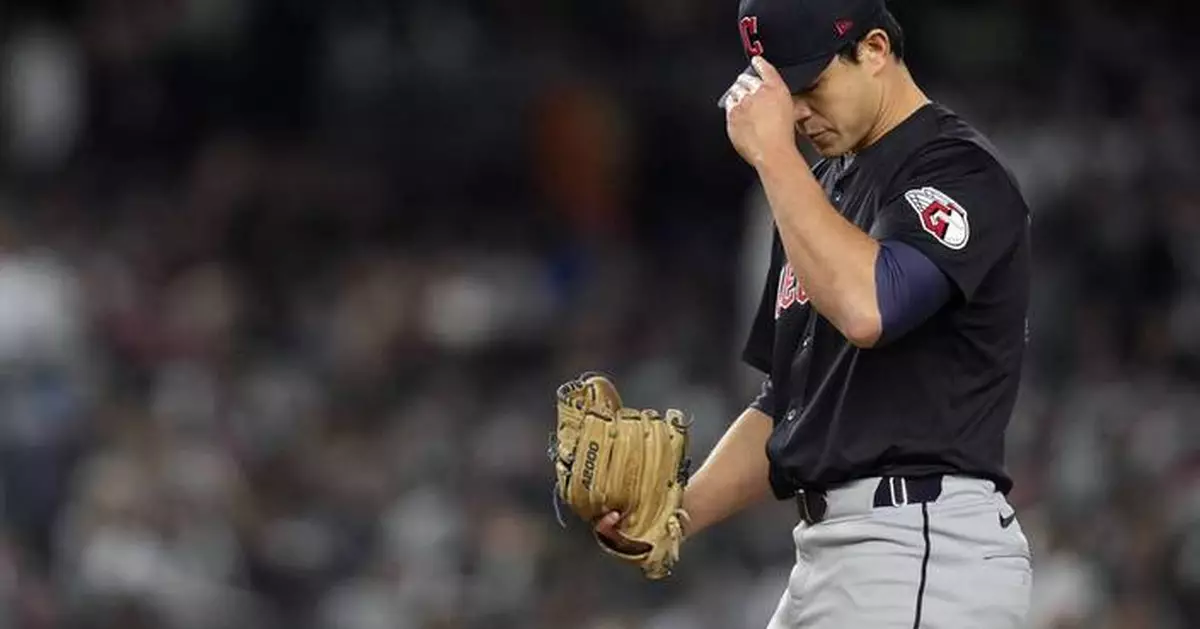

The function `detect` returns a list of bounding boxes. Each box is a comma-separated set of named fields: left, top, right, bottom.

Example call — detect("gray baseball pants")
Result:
left=766, top=475, right=1032, bottom=629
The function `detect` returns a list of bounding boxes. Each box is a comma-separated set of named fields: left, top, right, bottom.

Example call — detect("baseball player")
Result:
left=588, top=0, right=1035, bottom=626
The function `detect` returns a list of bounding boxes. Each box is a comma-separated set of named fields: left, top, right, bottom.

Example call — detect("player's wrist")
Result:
left=753, top=142, right=804, bottom=174
left=679, top=489, right=702, bottom=536
left=679, top=486, right=718, bottom=538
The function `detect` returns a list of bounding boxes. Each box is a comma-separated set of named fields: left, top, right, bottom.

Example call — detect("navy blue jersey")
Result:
left=743, top=103, right=1032, bottom=497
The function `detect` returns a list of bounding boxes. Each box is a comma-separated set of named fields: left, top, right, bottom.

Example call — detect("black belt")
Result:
left=795, top=475, right=945, bottom=525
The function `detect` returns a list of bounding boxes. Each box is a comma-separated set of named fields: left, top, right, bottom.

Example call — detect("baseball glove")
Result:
left=549, top=372, right=692, bottom=579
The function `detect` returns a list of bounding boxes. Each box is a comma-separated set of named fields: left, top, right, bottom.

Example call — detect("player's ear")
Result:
left=860, top=29, right=891, bottom=73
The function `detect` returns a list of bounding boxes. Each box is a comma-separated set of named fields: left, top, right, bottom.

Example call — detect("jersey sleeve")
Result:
left=741, top=234, right=782, bottom=374
left=748, top=378, right=777, bottom=418
left=872, top=140, right=1029, bottom=301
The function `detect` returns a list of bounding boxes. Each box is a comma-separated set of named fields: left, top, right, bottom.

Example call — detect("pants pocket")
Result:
left=922, top=496, right=1033, bottom=628
left=979, top=554, right=1033, bottom=628
left=765, top=554, right=813, bottom=629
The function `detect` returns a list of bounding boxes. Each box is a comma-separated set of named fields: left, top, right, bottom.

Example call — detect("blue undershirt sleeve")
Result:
left=874, top=239, right=954, bottom=345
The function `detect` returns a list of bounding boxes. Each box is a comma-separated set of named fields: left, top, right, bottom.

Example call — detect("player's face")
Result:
left=790, top=54, right=882, bottom=157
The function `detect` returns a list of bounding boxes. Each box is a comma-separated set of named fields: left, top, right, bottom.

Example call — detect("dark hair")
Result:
left=836, top=8, right=905, bottom=62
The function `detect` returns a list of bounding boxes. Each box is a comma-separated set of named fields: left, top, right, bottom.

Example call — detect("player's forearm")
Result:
left=756, top=146, right=882, bottom=347
left=681, top=406, right=774, bottom=537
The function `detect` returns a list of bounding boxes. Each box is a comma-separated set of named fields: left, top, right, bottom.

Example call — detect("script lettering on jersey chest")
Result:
left=774, top=263, right=809, bottom=319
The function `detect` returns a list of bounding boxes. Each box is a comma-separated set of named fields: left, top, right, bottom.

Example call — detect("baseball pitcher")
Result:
left=550, top=1, right=1034, bottom=627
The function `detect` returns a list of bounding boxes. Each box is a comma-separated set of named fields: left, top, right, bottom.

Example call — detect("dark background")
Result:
left=0, top=1, right=1196, bottom=628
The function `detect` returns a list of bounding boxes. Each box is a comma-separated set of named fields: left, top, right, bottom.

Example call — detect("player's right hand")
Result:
left=723, top=56, right=797, bottom=169
left=594, top=511, right=653, bottom=555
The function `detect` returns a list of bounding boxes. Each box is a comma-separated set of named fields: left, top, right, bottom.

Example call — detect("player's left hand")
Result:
left=594, top=511, right=653, bottom=555
left=722, top=56, right=797, bottom=168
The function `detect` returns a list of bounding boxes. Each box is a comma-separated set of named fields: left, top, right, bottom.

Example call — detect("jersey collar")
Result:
left=836, top=102, right=940, bottom=179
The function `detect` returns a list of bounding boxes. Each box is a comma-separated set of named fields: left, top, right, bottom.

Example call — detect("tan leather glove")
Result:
left=550, top=372, right=692, bottom=579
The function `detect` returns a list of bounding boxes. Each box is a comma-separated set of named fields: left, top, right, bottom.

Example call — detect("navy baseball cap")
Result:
left=737, top=0, right=886, bottom=93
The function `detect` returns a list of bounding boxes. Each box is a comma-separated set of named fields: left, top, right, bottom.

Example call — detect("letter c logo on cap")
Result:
left=740, top=16, right=764, bottom=57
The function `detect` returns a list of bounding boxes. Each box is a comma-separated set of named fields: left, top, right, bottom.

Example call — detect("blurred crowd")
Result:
left=0, top=0, right=1196, bottom=628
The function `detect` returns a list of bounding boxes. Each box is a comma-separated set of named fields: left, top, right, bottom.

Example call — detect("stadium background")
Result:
left=0, top=0, right=1196, bottom=627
